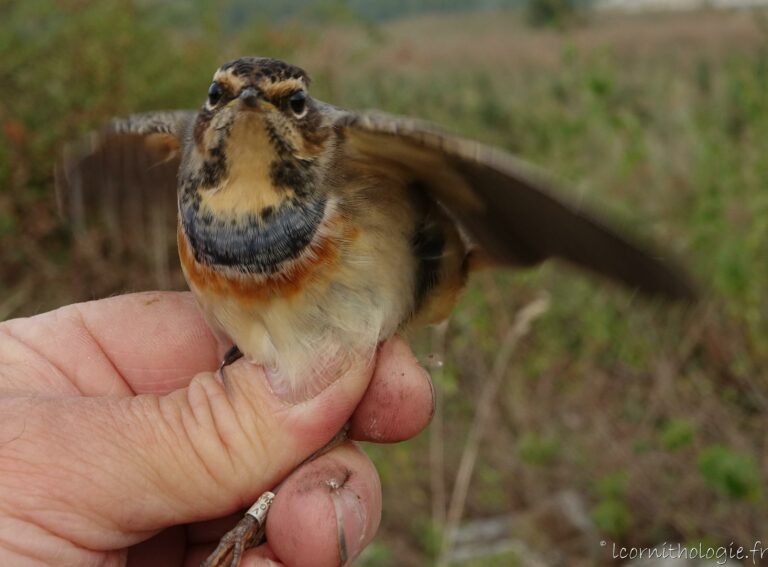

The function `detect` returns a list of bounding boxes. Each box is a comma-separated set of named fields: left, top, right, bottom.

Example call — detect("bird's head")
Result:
left=180, top=57, right=337, bottom=215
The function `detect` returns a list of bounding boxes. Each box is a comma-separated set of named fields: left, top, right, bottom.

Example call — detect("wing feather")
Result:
left=56, top=110, right=194, bottom=252
left=56, top=111, right=194, bottom=235
left=55, top=110, right=194, bottom=288
left=339, top=111, right=695, bottom=300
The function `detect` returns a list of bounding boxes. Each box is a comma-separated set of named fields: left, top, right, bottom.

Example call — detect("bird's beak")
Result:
left=239, top=87, right=276, bottom=112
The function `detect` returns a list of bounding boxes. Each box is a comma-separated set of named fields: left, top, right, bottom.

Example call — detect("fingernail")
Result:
left=328, top=482, right=367, bottom=564
left=384, top=335, right=414, bottom=361
left=265, top=362, right=343, bottom=404
left=265, top=350, right=372, bottom=404
left=387, top=336, right=433, bottom=378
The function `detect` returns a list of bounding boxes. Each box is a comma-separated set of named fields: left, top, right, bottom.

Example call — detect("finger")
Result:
left=128, top=510, right=254, bottom=567
left=0, top=292, right=218, bottom=396
left=0, top=354, right=374, bottom=552
left=186, top=511, right=245, bottom=544
left=126, top=525, right=186, bottom=567
left=349, top=336, right=434, bottom=443
left=184, top=543, right=282, bottom=567
left=240, top=546, right=282, bottom=567
left=266, top=443, right=381, bottom=567
left=0, top=294, right=435, bottom=445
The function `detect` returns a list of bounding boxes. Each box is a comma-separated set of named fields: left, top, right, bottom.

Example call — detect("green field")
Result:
left=1, top=3, right=767, bottom=565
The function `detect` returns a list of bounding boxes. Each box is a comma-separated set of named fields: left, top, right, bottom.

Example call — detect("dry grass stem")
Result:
left=438, top=294, right=551, bottom=566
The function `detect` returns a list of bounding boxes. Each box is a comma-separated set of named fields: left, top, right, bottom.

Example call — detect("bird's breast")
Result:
left=180, top=195, right=328, bottom=274
left=177, top=199, right=356, bottom=303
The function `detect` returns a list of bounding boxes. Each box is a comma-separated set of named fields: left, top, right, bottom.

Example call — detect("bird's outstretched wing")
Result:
left=55, top=111, right=195, bottom=287
left=337, top=110, right=695, bottom=300
left=56, top=110, right=194, bottom=253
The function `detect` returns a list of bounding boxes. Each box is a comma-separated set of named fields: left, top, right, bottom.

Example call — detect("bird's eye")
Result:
left=208, top=82, right=223, bottom=106
left=288, top=91, right=307, bottom=117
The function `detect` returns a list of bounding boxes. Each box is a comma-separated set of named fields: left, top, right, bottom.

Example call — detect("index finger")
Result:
left=2, top=291, right=220, bottom=395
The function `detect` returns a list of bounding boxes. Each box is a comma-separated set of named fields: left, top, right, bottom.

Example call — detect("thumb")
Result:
left=0, top=356, right=374, bottom=551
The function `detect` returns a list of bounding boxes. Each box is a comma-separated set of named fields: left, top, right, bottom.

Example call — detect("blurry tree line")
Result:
left=224, top=0, right=526, bottom=25
left=224, top=0, right=592, bottom=29
left=526, top=0, right=593, bottom=26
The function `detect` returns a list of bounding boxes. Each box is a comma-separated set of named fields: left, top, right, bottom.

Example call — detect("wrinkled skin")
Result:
left=0, top=292, right=434, bottom=566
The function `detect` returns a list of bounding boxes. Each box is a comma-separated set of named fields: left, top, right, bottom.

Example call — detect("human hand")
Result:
left=0, top=292, right=434, bottom=566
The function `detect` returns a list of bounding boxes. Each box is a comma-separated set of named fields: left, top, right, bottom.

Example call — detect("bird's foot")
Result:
left=202, top=397, right=350, bottom=567
left=201, top=492, right=274, bottom=567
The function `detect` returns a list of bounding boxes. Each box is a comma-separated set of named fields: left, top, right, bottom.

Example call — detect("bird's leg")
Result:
left=202, top=424, right=351, bottom=567
left=200, top=501, right=267, bottom=567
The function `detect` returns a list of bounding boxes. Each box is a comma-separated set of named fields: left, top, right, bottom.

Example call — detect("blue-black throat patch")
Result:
left=180, top=196, right=328, bottom=274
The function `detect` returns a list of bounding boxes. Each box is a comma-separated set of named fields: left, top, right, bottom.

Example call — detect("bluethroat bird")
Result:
left=58, top=56, right=694, bottom=566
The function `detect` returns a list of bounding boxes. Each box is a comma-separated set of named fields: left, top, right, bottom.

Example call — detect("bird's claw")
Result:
left=201, top=492, right=273, bottom=567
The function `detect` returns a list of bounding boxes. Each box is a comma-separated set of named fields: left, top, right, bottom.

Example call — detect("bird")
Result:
left=57, top=56, right=695, bottom=566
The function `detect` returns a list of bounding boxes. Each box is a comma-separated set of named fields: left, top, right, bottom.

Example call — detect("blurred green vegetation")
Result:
left=526, top=0, right=592, bottom=28
left=224, top=0, right=527, bottom=25
left=1, top=1, right=767, bottom=565
left=592, top=472, right=632, bottom=538
left=697, top=444, right=762, bottom=502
